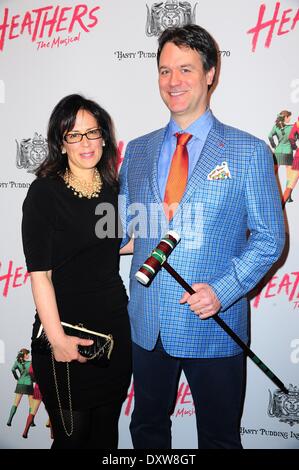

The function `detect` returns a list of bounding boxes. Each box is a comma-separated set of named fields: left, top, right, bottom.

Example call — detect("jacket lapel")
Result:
left=149, top=128, right=167, bottom=204
left=180, top=117, right=227, bottom=206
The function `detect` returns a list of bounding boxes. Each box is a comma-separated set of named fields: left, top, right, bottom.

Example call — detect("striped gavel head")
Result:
left=135, top=231, right=180, bottom=285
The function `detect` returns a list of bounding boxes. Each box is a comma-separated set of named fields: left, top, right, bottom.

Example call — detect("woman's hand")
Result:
left=51, top=335, right=93, bottom=363
left=120, top=238, right=134, bottom=255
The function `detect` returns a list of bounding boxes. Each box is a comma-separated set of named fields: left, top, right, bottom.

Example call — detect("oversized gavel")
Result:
left=136, top=231, right=288, bottom=395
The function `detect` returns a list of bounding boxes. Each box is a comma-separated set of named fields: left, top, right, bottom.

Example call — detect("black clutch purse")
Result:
left=32, top=322, right=114, bottom=437
left=32, top=321, right=114, bottom=362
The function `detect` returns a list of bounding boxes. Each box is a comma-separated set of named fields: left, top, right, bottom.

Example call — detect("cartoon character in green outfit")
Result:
left=282, top=116, right=299, bottom=207
left=269, top=111, right=293, bottom=166
left=7, top=348, right=34, bottom=427
left=268, top=110, right=296, bottom=205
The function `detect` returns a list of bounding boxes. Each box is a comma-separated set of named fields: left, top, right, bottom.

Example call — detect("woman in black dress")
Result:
left=22, top=94, right=132, bottom=449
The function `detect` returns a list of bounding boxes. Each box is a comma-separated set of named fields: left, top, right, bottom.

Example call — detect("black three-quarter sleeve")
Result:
left=22, top=178, right=55, bottom=272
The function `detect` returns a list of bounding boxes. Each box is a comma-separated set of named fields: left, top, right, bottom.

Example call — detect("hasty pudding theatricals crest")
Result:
left=146, top=1, right=198, bottom=37
left=16, top=133, right=48, bottom=173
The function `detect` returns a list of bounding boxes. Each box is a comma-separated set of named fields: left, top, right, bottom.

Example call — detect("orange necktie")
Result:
left=164, top=132, right=192, bottom=220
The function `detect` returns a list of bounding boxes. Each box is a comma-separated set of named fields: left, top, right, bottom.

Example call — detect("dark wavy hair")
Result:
left=36, top=94, right=118, bottom=190
left=157, top=24, right=218, bottom=89
left=17, top=348, right=30, bottom=363
left=276, top=110, right=291, bottom=129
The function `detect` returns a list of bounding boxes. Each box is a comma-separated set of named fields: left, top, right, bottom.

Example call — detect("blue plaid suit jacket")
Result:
left=119, top=115, right=285, bottom=357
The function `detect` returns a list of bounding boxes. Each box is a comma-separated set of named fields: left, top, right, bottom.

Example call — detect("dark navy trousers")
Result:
left=130, top=337, right=245, bottom=449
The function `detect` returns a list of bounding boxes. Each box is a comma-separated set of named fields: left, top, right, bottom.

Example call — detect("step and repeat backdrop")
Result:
left=0, top=0, right=298, bottom=449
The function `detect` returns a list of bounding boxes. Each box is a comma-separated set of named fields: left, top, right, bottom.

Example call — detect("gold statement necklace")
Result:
left=63, top=168, right=103, bottom=199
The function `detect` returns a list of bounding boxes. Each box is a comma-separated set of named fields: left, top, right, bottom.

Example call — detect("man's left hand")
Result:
left=180, top=283, right=221, bottom=319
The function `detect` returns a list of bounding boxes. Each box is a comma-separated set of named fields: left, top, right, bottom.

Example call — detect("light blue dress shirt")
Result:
left=158, top=109, right=213, bottom=199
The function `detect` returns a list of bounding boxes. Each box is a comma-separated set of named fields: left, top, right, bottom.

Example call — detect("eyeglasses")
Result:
left=64, top=128, right=103, bottom=144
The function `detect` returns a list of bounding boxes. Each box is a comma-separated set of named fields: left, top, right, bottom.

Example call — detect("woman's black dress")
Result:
left=22, top=177, right=131, bottom=411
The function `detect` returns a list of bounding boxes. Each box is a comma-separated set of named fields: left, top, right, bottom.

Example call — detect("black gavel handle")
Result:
left=162, top=260, right=288, bottom=394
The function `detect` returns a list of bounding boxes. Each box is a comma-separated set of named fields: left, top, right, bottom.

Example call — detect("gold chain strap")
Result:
left=51, top=351, right=73, bottom=437
left=50, top=335, right=113, bottom=436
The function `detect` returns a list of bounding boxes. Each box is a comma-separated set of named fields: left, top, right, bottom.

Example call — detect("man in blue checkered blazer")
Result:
left=119, top=24, right=285, bottom=449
